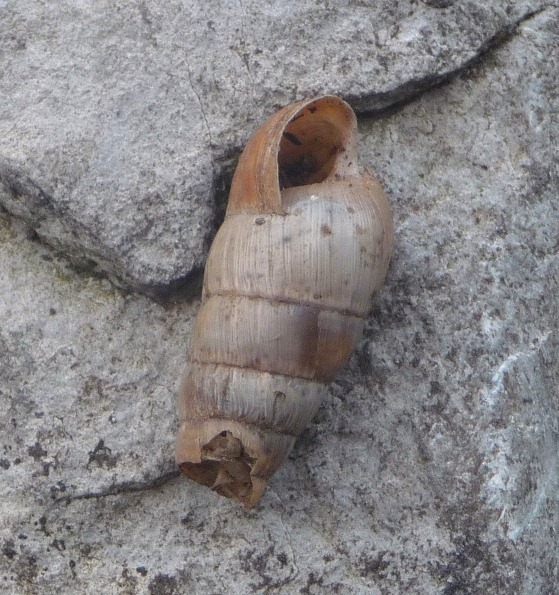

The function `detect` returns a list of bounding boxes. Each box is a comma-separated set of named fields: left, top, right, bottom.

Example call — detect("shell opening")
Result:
left=278, top=104, right=348, bottom=189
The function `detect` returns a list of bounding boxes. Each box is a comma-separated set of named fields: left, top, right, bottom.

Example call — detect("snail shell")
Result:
left=176, top=96, right=393, bottom=508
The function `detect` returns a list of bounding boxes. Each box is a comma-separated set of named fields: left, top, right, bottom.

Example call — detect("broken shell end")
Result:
left=176, top=419, right=296, bottom=509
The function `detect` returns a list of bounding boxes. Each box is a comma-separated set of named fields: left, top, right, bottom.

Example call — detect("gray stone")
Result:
left=0, top=0, right=549, bottom=294
left=1, top=5, right=558, bottom=594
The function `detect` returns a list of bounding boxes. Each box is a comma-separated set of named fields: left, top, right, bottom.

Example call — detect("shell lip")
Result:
left=227, top=95, right=359, bottom=216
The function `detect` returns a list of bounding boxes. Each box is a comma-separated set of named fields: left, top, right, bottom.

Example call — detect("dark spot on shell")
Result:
left=321, top=224, right=332, bottom=236
left=283, top=131, right=302, bottom=146
left=308, top=106, right=317, bottom=113
left=255, top=217, right=266, bottom=225
left=272, top=391, right=287, bottom=420
left=347, top=206, right=355, bottom=213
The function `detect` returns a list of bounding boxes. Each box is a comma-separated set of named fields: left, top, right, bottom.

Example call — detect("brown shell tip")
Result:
left=178, top=431, right=264, bottom=509
left=176, top=421, right=295, bottom=509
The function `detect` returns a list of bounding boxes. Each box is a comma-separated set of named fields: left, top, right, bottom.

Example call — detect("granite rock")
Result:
left=1, top=5, right=558, bottom=594
left=0, top=0, right=549, bottom=293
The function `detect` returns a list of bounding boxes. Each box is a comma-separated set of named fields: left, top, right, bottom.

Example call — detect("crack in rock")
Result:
left=350, top=5, right=554, bottom=114
left=54, top=470, right=180, bottom=504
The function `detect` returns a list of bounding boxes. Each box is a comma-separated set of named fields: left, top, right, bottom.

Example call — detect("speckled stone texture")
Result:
left=0, top=0, right=550, bottom=294
left=1, top=3, right=558, bottom=594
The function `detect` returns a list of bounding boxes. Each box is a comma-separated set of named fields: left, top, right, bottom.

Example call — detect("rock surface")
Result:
left=1, top=3, right=559, bottom=594
left=0, top=0, right=550, bottom=293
